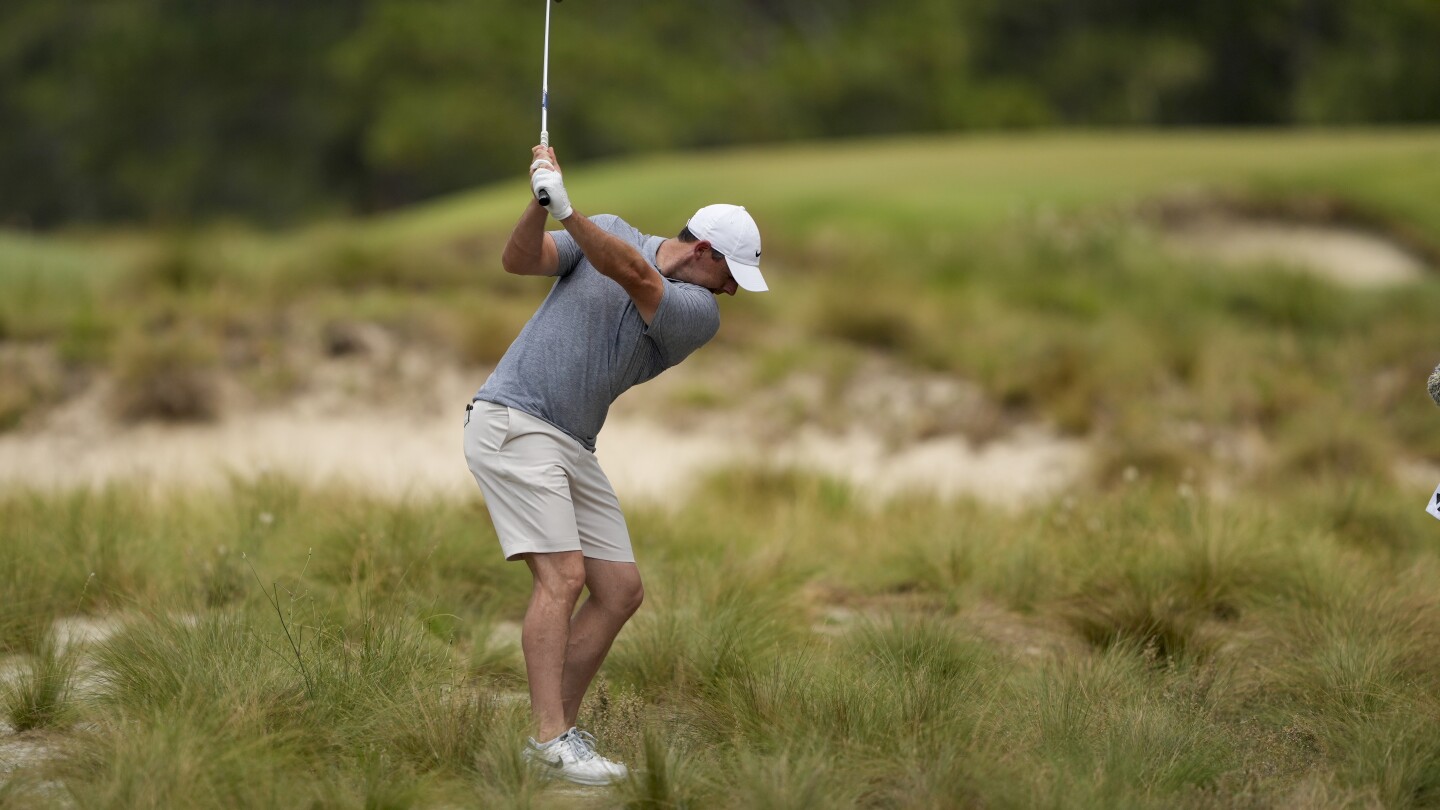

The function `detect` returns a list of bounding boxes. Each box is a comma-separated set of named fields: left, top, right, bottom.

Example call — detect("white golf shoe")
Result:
left=523, top=727, right=628, bottom=786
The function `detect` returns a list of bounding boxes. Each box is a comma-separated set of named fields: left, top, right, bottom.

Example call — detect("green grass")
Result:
left=2, top=630, right=77, bottom=733
left=365, top=129, right=1440, bottom=250
left=5, top=129, right=1440, bottom=315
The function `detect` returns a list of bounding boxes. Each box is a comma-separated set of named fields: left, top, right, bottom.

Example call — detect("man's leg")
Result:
left=560, top=558, right=644, bottom=727
left=522, top=551, right=588, bottom=742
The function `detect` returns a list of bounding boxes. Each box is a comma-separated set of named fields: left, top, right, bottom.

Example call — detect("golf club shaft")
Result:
left=537, top=0, right=553, bottom=206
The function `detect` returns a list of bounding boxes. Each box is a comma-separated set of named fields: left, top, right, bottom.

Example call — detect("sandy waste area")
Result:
left=0, top=353, right=1088, bottom=508
left=1, top=210, right=1429, bottom=507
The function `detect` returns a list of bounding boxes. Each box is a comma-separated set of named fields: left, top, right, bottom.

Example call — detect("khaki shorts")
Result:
left=463, top=401, right=634, bottom=563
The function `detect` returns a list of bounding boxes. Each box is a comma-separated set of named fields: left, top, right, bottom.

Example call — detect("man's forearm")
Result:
left=561, top=210, right=664, bottom=322
left=561, top=211, right=648, bottom=287
left=502, top=200, right=553, bottom=275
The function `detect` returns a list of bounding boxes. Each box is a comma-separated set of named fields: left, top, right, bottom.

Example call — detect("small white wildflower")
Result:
left=1122, top=465, right=1139, bottom=484
left=259, top=512, right=275, bottom=526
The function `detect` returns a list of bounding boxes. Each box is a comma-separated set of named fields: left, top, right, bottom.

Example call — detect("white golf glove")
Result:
left=530, top=161, right=572, bottom=221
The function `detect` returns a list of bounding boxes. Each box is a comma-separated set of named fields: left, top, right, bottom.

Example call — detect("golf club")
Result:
left=536, top=0, right=561, bottom=207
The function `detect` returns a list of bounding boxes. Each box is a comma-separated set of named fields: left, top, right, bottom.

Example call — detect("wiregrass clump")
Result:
left=111, top=328, right=220, bottom=423
left=1014, top=649, right=1236, bottom=806
left=604, top=557, right=806, bottom=697
left=615, top=727, right=711, bottom=810
left=2, top=630, right=78, bottom=732
left=81, top=602, right=536, bottom=804
left=0, top=347, right=62, bottom=433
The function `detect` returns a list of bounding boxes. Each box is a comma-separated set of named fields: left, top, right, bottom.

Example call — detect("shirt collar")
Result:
left=644, top=235, right=665, bottom=272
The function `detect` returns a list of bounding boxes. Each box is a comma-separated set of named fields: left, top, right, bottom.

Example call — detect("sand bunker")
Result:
left=0, top=363, right=1087, bottom=508
left=1153, top=200, right=1431, bottom=288
left=0, top=404, right=1085, bottom=508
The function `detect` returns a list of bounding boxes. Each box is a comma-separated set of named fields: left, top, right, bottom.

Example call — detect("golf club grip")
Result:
left=538, top=189, right=551, bottom=206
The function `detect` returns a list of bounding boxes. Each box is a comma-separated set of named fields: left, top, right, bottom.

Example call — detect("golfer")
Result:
left=463, top=144, right=767, bottom=785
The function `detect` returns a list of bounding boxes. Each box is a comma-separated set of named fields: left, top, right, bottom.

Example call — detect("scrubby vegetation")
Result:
left=2, top=467, right=1439, bottom=807
left=1, top=130, right=1439, bottom=806
left=3, top=132, right=1440, bottom=462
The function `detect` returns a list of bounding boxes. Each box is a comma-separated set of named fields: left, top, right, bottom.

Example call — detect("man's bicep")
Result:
left=548, top=230, right=586, bottom=277
left=645, top=285, right=720, bottom=363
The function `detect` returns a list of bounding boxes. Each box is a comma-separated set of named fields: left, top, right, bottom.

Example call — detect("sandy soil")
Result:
left=1159, top=212, right=1430, bottom=288
left=0, top=352, right=1088, bottom=508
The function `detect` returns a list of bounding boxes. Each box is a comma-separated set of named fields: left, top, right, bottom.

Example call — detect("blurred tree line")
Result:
left=1, top=0, right=1436, bottom=228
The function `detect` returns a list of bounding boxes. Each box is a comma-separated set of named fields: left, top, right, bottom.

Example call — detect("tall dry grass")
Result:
left=3, top=466, right=1435, bottom=806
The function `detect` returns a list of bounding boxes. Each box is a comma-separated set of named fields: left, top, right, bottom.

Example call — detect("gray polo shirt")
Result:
left=475, top=214, right=720, bottom=452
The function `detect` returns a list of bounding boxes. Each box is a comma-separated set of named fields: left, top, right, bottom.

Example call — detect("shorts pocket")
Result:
left=483, top=404, right=512, bottom=454
left=467, top=402, right=512, bottom=455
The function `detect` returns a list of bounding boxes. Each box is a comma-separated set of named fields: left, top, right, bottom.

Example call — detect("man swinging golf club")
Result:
left=462, top=143, right=767, bottom=785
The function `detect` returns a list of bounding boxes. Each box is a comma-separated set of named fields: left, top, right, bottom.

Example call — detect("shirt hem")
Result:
left=473, top=396, right=598, bottom=454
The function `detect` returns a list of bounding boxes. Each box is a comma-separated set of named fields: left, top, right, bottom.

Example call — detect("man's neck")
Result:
left=653, top=238, right=681, bottom=277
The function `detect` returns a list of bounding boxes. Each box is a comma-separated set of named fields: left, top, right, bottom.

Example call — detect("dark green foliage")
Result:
left=0, top=1, right=367, bottom=227
left=1, top=0, right=1437, bottom=226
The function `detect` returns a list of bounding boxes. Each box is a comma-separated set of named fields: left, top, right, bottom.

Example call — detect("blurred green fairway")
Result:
left=375, top=128, right=1440, bottom=250
left=5, top=129, right=1440, bottom=289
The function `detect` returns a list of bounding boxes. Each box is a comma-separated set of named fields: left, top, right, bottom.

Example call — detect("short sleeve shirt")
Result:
left=475, top=214, right=720, bottom=451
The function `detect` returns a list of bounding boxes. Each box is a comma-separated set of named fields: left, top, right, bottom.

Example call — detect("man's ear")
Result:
left=693, top=240, right=714, bottom=257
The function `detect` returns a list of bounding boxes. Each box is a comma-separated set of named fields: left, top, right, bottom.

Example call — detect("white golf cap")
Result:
left=686, top=204, right=767, bottom=292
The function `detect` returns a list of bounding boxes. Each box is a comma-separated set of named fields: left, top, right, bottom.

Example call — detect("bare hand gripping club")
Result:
left=536, top=0, right=560, bottom=207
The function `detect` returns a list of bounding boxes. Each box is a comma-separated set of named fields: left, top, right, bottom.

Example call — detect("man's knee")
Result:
left=575, top=559, right=643, bottom=618
left=602, top=573, right=644, bottom=619
left=618, top=579, right=644, bottom=617
left=529, top=554, right=588, bottom=604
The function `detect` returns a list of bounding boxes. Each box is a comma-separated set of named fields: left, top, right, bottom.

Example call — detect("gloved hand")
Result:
left=530, top=159, right=572, bottom=221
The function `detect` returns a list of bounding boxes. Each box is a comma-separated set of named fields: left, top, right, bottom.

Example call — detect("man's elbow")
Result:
left=501, top=253, right=541, bottom=276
